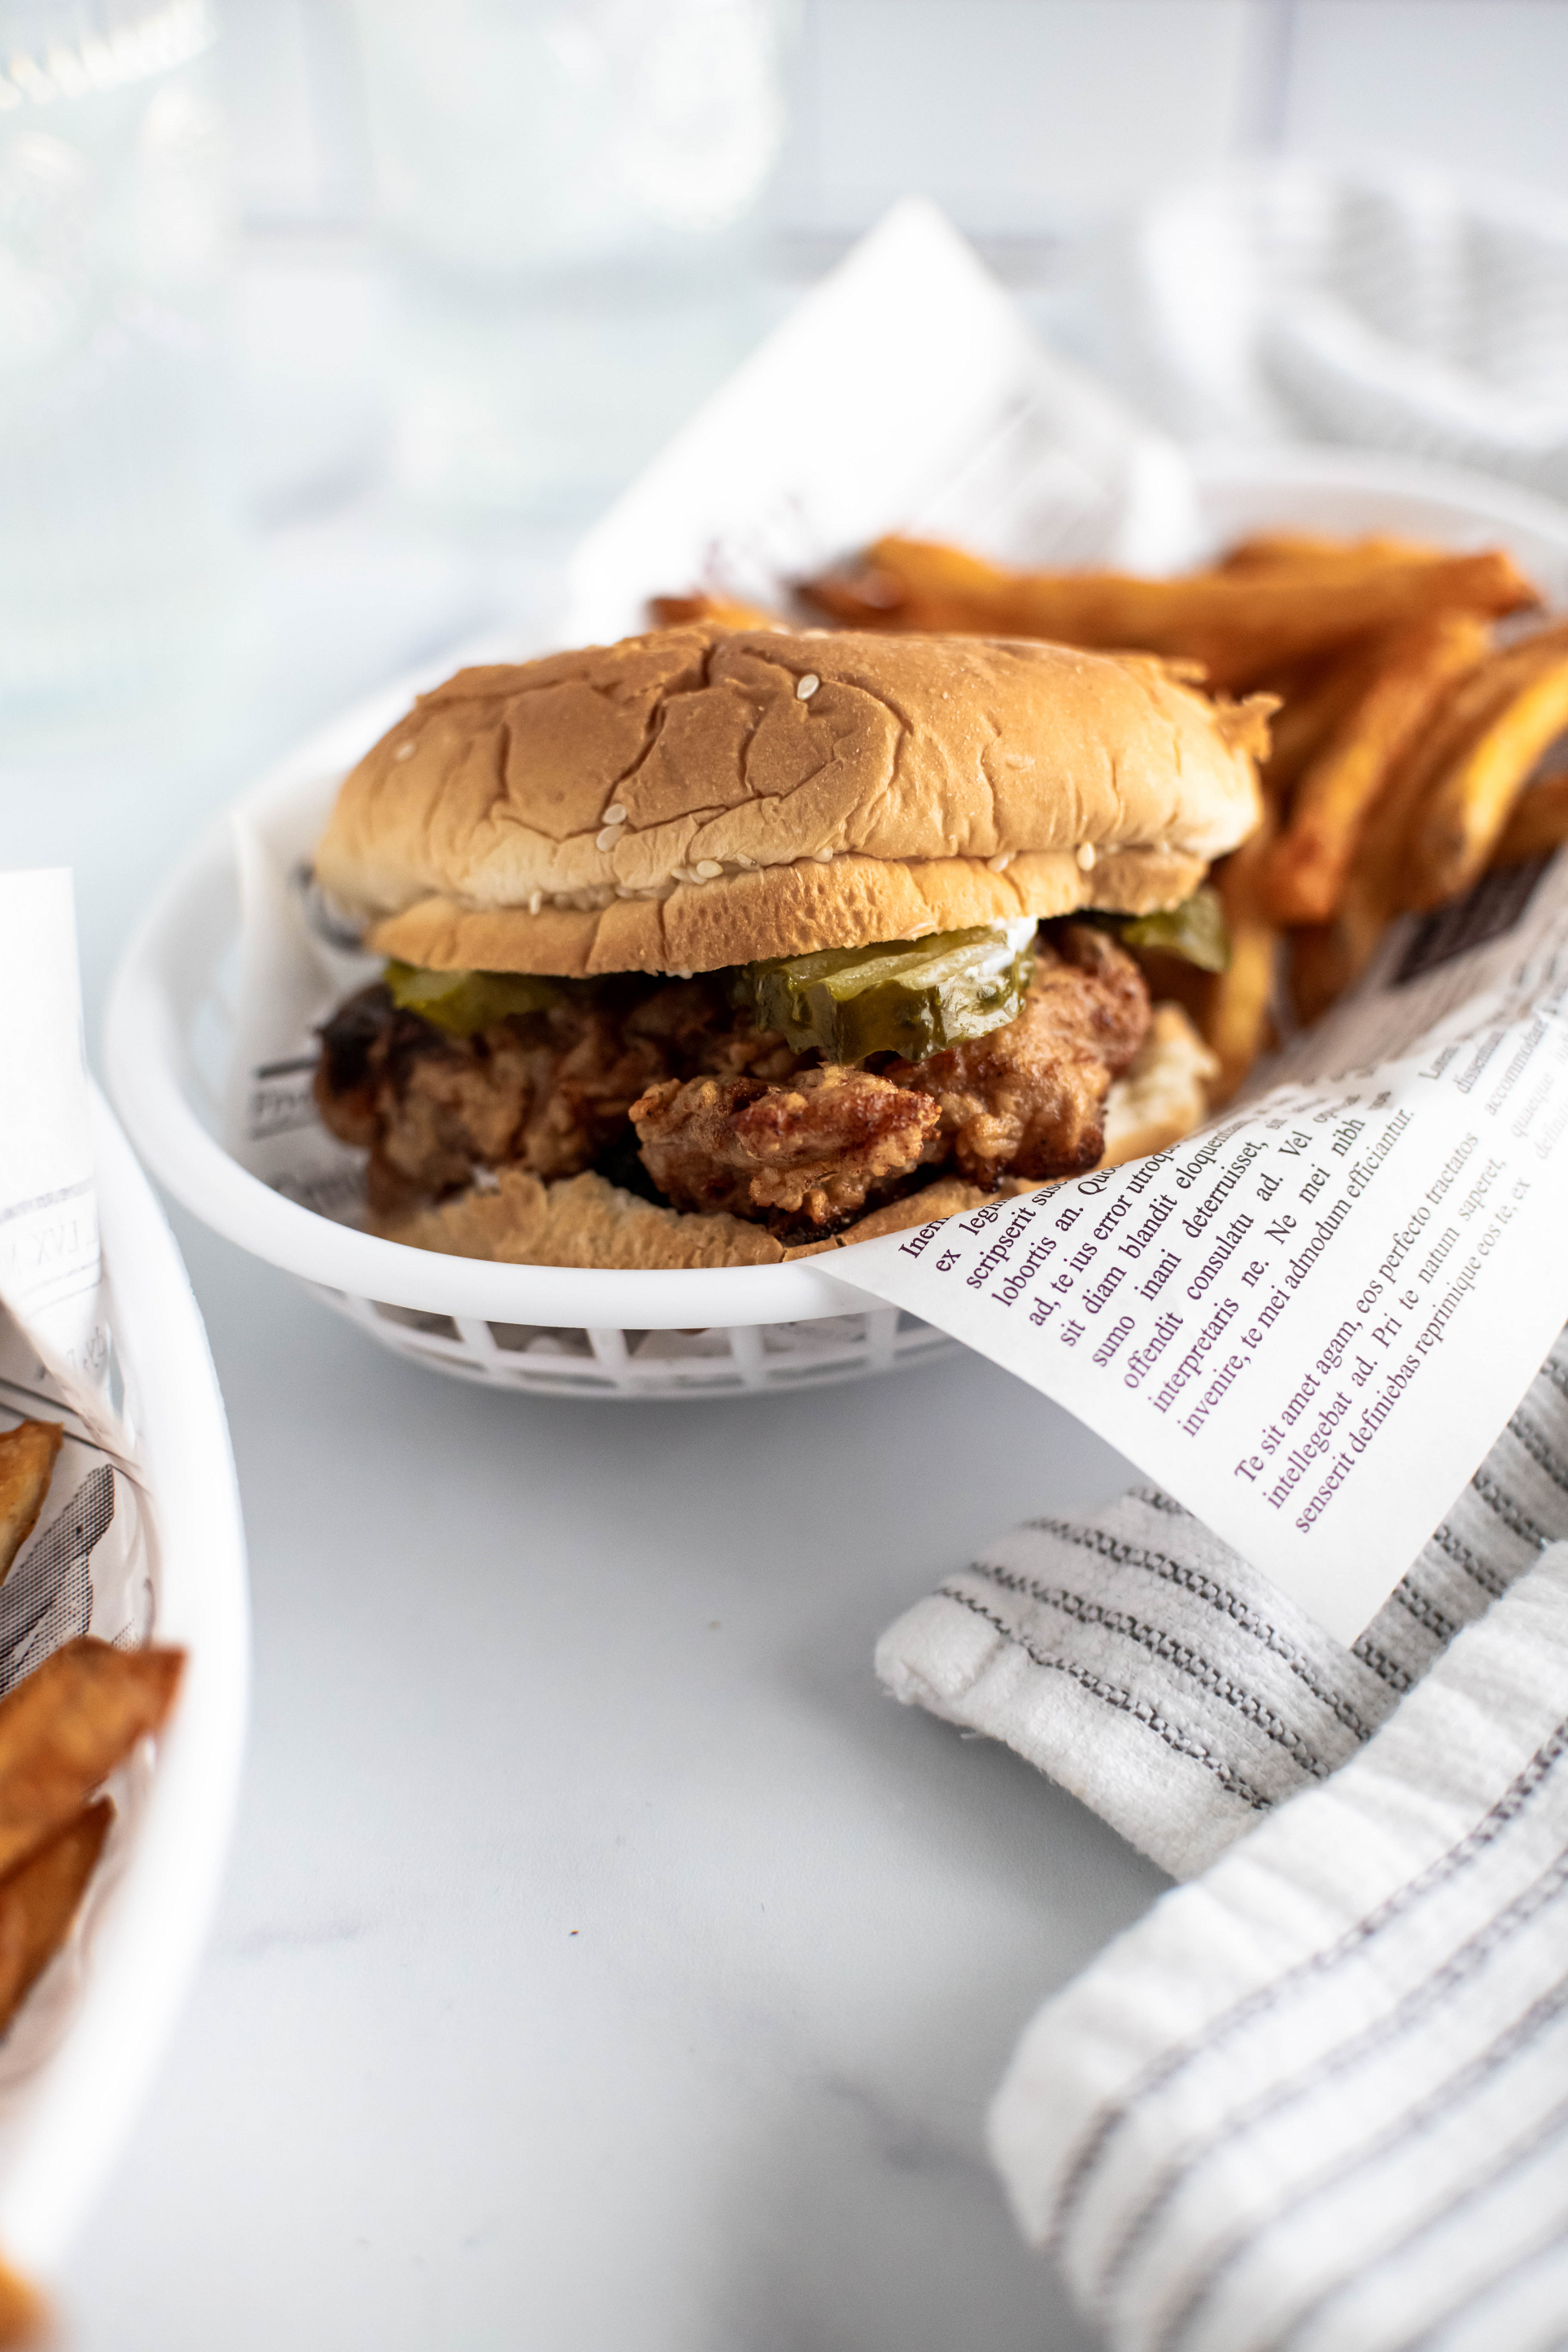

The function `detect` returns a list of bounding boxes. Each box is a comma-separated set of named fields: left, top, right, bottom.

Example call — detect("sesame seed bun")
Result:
left=315, top=623, right=1267, bottom=977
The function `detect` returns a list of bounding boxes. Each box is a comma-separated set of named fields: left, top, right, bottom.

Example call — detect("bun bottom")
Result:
left=371, top=1006, right=1216, bottom=1273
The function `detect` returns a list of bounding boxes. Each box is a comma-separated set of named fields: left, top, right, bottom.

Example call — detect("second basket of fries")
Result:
left=104, top=206, right=1568, bottom=1401
left=0, top=873, right=247, bottom=2340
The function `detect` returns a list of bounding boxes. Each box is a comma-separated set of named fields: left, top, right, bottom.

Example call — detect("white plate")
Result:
left=0, top=1091, right=248, bottom=2278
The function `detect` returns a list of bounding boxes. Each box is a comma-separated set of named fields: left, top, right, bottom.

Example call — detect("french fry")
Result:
left=0, top=2256, right=44, bottom=2347
left=1336, top=621, right=1568, bottom=907
left=803, top=537, right=998, bottom=632
left=0, top=1426, right=61, bottom=1585
left=648, top=592, right=784, bottom=632
left=1206, top=934, right=1278, bottom=1105
left=1301, top=697, right=1467, bottom=1015
left=1215, top=531, right=1440, bottom=579
left=1318, top=775, right=1433, bottom=1007
left=1405, top=640, right=1568, bottom=908
left=800, top=535, right=1535, bottom=691
left=1287, top=924, right=1355, bottom=1029
left=0, top=1798, right=111, bottom=2037
left=1488, top=772, right=1568, bottom=868
left=0, top=1639, right=182, bottom=1881
left=1336, top=630, right=1552, bottom=912
left=1264, top=612, right=1492, bottom=925
left=1257, top=643, right=1387, bottom=807
left=1201, top=821, right=1281, bottom=1105
left=1286, top=823, right=1407, bottom=1025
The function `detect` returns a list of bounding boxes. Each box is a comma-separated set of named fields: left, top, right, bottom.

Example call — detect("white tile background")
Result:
left=222, top=0, right=1568, bottom=240
left=215, top=0, right=1568, bottom=520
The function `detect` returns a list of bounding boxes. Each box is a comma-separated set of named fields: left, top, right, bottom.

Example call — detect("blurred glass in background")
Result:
left=0, top=0, right=251, bottom=751
left=16, top=0, right=1568, bottom=762
left=352, top=0, right=790, bottom=524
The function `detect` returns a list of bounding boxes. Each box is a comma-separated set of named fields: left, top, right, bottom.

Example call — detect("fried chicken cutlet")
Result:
left=316, top=925, right=1150, bottom=1236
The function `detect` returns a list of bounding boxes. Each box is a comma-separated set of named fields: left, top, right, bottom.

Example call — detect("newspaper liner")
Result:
left=221, top=201, right=1568, bottom=1645
left=851, top=862, right=1568, bottom=1642
left=0, top=872, right=160, bottom=2101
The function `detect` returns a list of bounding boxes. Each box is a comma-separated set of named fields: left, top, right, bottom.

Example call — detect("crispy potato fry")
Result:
left=0, top=2256, right=44, bottom=2347
left=1264, top=612, right=1491, bottom=925
left=0, top=1639, right=182, bottom=1882
left=1313, top=780, right=1431, bottom=1010
left=1488, top=772, right=1568, bottom=868
left=1406, top=640, right=1568, bottom=908
left=1200, top=821, right=1281, bottom=1105
left=0, top=1798, right=111, bottom=2037
left=1257, top=642, right=1387, bottom=806
left=1341, top=645, right=1513, bottom=914
left=1290, top=794, right=1419, bottom=1017
left=1287, top=923, right=1355, bottom=1029
left=800, top=534, right=1535, bottom=691
left=1350, top=620, right=1568, bottom=903
left=802, top=537, right=993, bottom=631
left=648, top=591, right=783, bottom=632
left=1215, top=531, right=1441, bottom=580
left=1206, top=935, right=1278, bottom=1104
left=0, top=1426, right=61, bottom=1586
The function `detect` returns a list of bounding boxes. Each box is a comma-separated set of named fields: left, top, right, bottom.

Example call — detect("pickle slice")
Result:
left=385, top=961, right=564, bottom=1036
left=737, top=920, right=1038, bottom=1065
left=1117, top=887, right=1230, bottom=973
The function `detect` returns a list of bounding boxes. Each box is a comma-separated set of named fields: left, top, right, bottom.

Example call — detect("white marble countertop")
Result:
left=5, top=498, right=1164, bottom=2352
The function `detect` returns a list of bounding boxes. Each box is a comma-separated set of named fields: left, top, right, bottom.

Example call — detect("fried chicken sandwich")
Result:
left=309, top=622, right=1268, bottom=1269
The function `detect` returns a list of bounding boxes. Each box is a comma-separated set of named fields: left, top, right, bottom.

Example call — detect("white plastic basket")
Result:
left=320, top=1293, right=952, bottom=1397
left=0, top=1088, right=247, bottom=2280
left=103, top=449, right=1568, bottom=1400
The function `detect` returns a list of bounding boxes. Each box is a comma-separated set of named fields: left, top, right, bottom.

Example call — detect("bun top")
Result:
left=315, top=623, right=1266, bottom=974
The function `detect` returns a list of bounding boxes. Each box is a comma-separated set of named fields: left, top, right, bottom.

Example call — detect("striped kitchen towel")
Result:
left=876, top=1324, right=1568, bottom=1881
left=991, top=1537, right=1568, bottom=2352
left=1092, top=162, right=1568, bottom=514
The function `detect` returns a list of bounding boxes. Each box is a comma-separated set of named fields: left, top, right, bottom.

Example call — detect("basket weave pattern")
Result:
left=311, top=1288, right=959, bottom=1398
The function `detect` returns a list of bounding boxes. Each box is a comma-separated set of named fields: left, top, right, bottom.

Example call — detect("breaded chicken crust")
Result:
left=316, top=925, right=1150, bottom=1235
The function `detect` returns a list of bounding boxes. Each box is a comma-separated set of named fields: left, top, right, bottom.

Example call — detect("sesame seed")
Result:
left=797, top=673, right=819, bottom=701
left=1076, top=842, right=1098, bottom=872
left=987, top=852, right=1012, bottom=872
left=813, top=849, right=834, bottom=863
left=596, top=825, right=622, bottom=851
left=394, top=741, right=415, bottom=761
left=528, top=890, right=544, bottom=916
left=694, top=859, right=723, bottom=879
left=602, top=804, right=627, bottom=824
